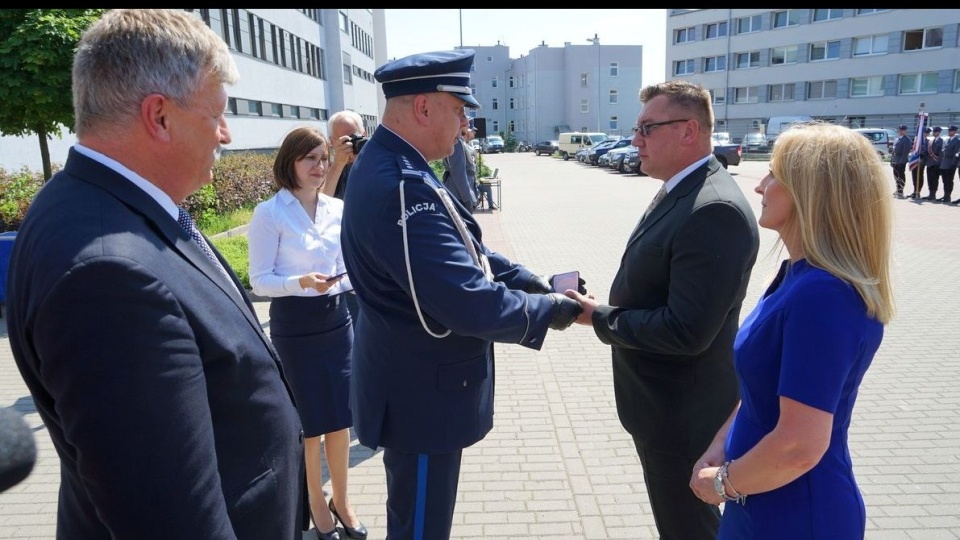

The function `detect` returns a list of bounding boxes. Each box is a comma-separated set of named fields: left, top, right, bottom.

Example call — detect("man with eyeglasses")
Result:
left=566, top=80, right=760, bottom=539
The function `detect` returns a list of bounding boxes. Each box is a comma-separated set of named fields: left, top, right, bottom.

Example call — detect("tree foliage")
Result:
left=0, top=9, right=104, bottom=180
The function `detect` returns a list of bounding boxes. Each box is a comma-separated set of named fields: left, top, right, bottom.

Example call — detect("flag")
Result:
left=908, top=112, right=928, bottom=171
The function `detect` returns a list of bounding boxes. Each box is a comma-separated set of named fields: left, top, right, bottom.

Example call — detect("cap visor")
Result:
left=455, top=93, right=481, bottom=109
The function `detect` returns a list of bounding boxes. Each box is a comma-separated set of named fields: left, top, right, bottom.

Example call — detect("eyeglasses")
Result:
left=632, top=119, right=690, bottom=137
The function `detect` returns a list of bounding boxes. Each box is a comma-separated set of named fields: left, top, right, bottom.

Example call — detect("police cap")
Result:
left=932, top=126, right=942, bottom=133
left=898, top=124, right=908, bottom=130
left=924, top=127, right=932, bottom=134
left=375, top=49, right=481, bottom=108
left=949, top=125, right=959, bottom=132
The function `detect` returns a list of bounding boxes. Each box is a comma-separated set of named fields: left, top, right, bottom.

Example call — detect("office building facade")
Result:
left=463, top=41, right=643, bottom=145
left=1, top=9, right=384, bottom=172
left=666, top=9, right=960, bottom=140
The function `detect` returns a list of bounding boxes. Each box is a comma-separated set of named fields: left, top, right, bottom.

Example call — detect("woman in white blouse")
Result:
left=248, top=127, right=366, bottom=540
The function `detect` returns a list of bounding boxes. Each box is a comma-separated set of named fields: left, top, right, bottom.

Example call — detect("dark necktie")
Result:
left=177, top=207, right=235, bottom=287
left=642, top=185, right=668, bottom=221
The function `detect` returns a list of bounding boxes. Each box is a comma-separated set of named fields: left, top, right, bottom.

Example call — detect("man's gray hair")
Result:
left=72, top=9, right=238, bottom=136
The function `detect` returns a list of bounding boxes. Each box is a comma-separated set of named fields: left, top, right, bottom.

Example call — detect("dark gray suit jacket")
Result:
left=6, top=149, right=304, bottom=539
left=593, top=156, right=759, bottom=457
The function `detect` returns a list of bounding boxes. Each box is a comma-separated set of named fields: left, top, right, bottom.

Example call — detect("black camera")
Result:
left=348, top=133, right=368, bottom=154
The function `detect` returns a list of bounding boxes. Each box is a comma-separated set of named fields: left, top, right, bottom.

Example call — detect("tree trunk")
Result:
left=37, top=127, right=52, bottom=182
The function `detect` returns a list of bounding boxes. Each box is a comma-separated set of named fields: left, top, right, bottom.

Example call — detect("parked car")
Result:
left=741, top=132, right=769, bottom=153
left=534, top=140, right=559, bottom=156
left=469, top=139, right=481, bottom=153
left=712, top=142, right=742, bottom=169
left=557, top=131, right=607, bottom=161
left=623, top=148, right=643, bottom=175
left=516, top=141, right=532, bottom=152
left=586, top=138, right=631, bottom=165
left=853, top=128, right=898, bottom=159
left=482, top=135, right=505, bottom=154
left=606, top=146, right=635, bottom=172
left=575, top=147, right=591, bottom=163
left=711, top=132, right=732, bottom=145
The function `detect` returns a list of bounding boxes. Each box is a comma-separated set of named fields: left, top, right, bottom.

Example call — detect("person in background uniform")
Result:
left=942, top=125, right=960, bottom=205
left=339, top=49, right=584, bottom=540
left=565, top=80, right=760, bottom=540
left=248, top=127, right=367, bottom=540
left=442, top=126, right=479, bottom=211
left=4, top=9, right=304, bottom=539
left=925, top=126, right=943, bottom=201
left=323, top=110, right=367, bottom=325
left=891, top=124, right=912, bottom=198
left=907, top=126, right=929, bottom=199
left=690, top=123, right=894, bottom=540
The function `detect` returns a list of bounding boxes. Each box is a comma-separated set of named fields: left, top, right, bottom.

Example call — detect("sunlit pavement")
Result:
left=2, top=154, right=959, bottom=539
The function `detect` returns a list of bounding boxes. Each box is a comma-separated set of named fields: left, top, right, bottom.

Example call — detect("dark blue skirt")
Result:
left=269, top=294, right=353, bottom=437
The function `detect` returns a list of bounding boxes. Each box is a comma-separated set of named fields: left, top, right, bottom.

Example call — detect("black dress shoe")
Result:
left=315, top=528, right=341, bottom=540
left=329, top=500, right=368, bottom=540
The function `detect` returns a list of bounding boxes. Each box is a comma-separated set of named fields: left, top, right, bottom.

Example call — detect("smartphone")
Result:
left=324, top=271, right=347, bottom=283
left=552, top=271, right=579, bottom=293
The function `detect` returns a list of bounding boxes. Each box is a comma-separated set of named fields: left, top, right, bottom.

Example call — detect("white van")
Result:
left=765, top=115, right=814, bottom=148
left=853, top=128, right=898, bottom=158
left=557, top=132, right=607, bottom=161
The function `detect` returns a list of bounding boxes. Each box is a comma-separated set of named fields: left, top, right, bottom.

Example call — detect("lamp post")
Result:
left=587, top=34, right=600, bottom=132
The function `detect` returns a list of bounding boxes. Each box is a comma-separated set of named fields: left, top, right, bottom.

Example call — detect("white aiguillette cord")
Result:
left=400, top=178, right=493, bottom=338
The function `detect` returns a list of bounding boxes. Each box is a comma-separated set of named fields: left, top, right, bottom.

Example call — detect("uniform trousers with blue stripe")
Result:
left=383, top=448, right=463, bottom=540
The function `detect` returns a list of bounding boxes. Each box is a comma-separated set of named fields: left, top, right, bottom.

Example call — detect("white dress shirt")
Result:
left=248, top=188, right=351, bottom=297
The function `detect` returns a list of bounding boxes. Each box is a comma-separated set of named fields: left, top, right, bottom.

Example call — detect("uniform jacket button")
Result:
left=462, top=379, right=468, bottom=387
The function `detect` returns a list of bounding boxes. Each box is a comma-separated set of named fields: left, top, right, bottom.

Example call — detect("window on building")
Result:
left=771, top=45, right=798, bottom=65
left=609, top=116, right=618, bottom=131
left=736, top=14, right=762, bottom=34
left=768, top=83, right=795, bottom=101
left=342, top=52, right=352, bottom=85
left=705, top=21, right=728, bottom=39
left=735, top=51, right=760, bottom=69
left=675, top=59, right=695, bottom=76
left=609, top=62, right=619, bottom=77
left=246, top=100, right=262, bottom=116
left=492, top=120, right=498, bottom=132
left=486, top=56, right=493, bottom=62
left=609, top=90, right=618, bottom=104
left=899, top=72, right=939, bottom=94
left=807, top=80, right=838, bottom=99
left=270, top=103, right=282, bottom=117
left=955, top=70, right=960, bottom=92
left=508, top=76, right=514, bottom=88
left=581, top=73, right=588, bottom=87
left=226, top=97, right=238, bottom=115
left=854, top=34, right=889, bottom=56
left=491, top=77, right=498, bottom=88
left=851, top=76, right=884, bottom=97
left=904, top=28, right=943, bottom=51
left=813, top=9, right=842, bottom=22
left=675, top=26, right=695, bottom=44
left=704, top=55, right=726, bottom=72
left=509, top=97, right=515, bottom=109
left=856, top=9, right=890, bottom=15
left=810, top=40, right=841, bottom=61
left=338, top=11, right=348, bottom=33
left=772, top=10, right=800, bottom=29
left=470, top=83, right=476, bottom=95
left=492, top=98, right=498, bottom=110
left=581, top=99, right=589, bottom=113
left=710, top=88, right=726, bottom=104
left=733, top=87, right=759, bottom=104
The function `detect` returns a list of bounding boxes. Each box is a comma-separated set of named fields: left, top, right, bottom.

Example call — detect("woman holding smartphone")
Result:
left=248, top=126, right=366, bottom=540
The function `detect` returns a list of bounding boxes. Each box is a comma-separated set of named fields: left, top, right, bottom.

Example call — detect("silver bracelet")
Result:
left=714, top=461, right=747, bottom=505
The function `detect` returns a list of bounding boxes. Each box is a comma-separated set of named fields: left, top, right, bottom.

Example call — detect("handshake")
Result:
left=522, top=273, right=589, bottom=331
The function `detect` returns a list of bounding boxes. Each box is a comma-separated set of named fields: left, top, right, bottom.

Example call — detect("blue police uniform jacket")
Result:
left=340, top=126, right=555, bottom=454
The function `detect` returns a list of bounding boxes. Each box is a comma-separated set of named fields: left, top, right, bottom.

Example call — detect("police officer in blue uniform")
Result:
left=340, top=49, right=584, bottom=540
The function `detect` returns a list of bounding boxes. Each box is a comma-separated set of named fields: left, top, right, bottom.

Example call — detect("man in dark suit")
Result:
left=4, top=10, right=304, bottom=539
left=567, top=80, right=759, bottom=540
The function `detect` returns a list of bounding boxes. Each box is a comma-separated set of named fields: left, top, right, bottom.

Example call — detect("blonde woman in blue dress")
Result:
left=690, top=123, right=894, bottom=539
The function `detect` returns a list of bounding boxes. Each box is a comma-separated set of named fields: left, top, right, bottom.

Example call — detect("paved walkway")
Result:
left=2, top=156, right=959, bottom=538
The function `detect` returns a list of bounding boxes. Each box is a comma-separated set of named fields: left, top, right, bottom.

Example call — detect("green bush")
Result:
left=211, top=234, right=250, bottom=290
left=182, top=151, right=277, bottom=228
left=0, top=166, right=46, bottom=231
